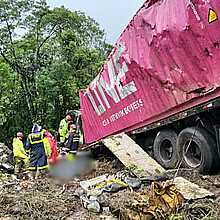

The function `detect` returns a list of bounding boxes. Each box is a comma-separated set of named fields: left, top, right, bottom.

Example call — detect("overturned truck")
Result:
left=79, top=0, right=220, bottom=174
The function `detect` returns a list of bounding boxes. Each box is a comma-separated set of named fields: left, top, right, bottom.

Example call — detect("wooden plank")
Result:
left=102, top=133, right=165, bottom=178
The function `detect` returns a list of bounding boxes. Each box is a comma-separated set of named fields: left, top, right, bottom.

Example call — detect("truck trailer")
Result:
left=79, top=0, right=220, bottom=174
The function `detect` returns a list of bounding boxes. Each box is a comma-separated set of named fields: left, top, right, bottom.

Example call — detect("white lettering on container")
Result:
left=88, top=43, right=138, bottom=116
left=189, top=2, right=201, bottom=21
left=102, top=99, right=144, bottom=126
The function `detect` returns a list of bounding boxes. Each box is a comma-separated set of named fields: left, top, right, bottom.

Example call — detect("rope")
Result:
left=172, top=122, right=200, bottom=182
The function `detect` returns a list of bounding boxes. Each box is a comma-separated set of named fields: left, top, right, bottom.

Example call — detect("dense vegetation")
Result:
left=0, top=0, right=113, bottom=145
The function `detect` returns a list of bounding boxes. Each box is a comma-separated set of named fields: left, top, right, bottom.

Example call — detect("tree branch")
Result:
left=36, top=23, right=57, bottom=59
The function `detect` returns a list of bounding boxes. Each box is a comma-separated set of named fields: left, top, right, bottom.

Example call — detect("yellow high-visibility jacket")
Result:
left=58, top=119, right=69, bottom=138
left=79, top=130, right=84, bottom=144
left=13, top=138, right=28, bottom=159
left=43, top=138, right=51, bottom=157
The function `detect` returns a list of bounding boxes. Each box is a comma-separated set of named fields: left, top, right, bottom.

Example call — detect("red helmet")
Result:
left=65, top=115, right=72, bottom=121
left=17, top=132, right=23, bottom=138
left=70, top=124, right=76, bottom=130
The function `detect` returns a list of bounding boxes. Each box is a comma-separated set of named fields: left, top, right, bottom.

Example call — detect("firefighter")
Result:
left=65, top=124, right=80, bottom=160
left=58, top=115, right=72, bottom=143
left=26, top=124, right=49, bottom=180
left=13, top=132, right=29, bottom=177
left=65, top=122, right=76, bottom=142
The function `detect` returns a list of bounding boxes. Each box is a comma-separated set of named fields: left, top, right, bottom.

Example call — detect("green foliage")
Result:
left=0, top=62, right=32, bottom=145
left=167, top=215, right=182, bottom=220
left=127, top=164, right=138, bottom=171
left=137, top=169, right=145, bottom=174
left=0, top=0, right=113, bottom=144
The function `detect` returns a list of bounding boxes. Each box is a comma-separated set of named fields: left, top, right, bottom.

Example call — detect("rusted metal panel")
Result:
left=80, top=0, right=220, bottom=144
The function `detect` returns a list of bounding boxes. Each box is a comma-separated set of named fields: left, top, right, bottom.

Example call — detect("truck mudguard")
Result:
left=79, top=0, right=220, bottom=143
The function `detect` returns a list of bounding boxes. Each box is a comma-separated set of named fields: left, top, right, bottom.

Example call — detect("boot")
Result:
left=28, top=171, right=36, bottom=182
left=38, top=169, right=48, bottom=179
left=24, top=163, right=29, bottom=171
left=35, top=169, right=40, bottom=179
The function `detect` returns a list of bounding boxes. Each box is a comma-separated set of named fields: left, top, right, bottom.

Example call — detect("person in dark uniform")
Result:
left=66, top=124, right=80, bottom=159
left=26, top=124, right=49, bottom=180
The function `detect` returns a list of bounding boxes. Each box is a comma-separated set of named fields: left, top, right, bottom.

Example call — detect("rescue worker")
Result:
left=13, top=132, right=29, bottom=177
left=45, top=130, right=59, bottom=164
left=58, top=115, right=72, bottom=144
left=26, top=124, right=49, bottom=180
left=64, top=130, right=72, bottom=145
left=65, top=124, right=80, bottom=159
left=64, top=122, right=77, bottom=144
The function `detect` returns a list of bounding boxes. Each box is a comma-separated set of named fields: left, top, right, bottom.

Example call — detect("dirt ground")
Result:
left=0, top=146, right=123, bottom=220
left=1, top=145, right=220, bottom=220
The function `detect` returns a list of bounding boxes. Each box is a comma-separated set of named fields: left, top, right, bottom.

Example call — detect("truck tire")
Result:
left=135, top=136, right=154, bottom=157
left=143, top=136, right=154, bottom=157
left=177, top=127, right=219, bottom=174
left=153, top=129, right=179, bottom=169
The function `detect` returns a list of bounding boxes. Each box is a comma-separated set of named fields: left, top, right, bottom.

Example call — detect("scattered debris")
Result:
left=124, top=177, right=141, bottom=188
left=0, top=143, right=14, bottom=173
left=81, top=194, right=101, bottom=213
left=108, top=181, right=184, bottom=220
left=80, top=174, right=108, bottom=196
left=100, top=215, right=117, bottom=220
left=0, top=142, right=220, bottom=219
left=182, top=198, right=220, bottom=219
left=172, top=176, right=214, bottom=200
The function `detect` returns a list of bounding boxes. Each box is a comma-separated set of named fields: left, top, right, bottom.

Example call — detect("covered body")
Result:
left=80, top=0, right=220, bottom=143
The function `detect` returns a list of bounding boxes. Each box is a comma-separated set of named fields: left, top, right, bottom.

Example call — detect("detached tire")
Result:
left=177, top=127, right=218, bottom=174
left=153, top=129, right=179, bottom=169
